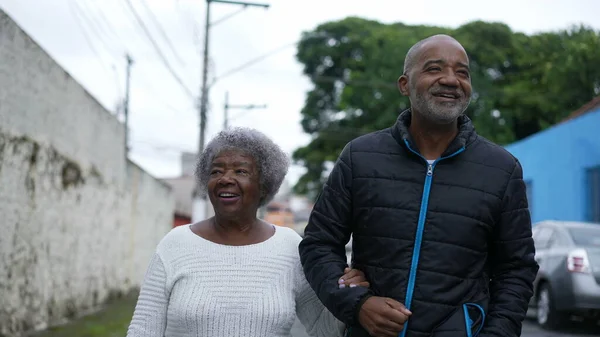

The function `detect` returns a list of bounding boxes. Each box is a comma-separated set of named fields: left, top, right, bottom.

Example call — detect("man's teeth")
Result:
left=219, top=193, right=237, bottom=197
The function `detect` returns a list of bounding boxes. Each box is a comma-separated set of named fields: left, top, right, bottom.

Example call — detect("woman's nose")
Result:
left=218, top=171, right=235, bottom=184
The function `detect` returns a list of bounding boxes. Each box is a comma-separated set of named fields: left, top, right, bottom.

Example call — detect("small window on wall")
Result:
left=587, top=166, right=600, bottom=223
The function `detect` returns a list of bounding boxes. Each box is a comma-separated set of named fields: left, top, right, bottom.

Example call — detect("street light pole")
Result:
left=192, top=0, right=270, bottom=223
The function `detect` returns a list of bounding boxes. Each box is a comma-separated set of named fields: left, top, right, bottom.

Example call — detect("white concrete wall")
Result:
left=0, top=10, right=174, bottom=336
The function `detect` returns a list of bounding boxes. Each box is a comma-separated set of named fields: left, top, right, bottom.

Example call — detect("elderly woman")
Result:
left=127, top=127, right=367, bottom=337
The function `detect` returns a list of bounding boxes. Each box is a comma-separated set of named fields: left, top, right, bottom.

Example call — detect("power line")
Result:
left=214, top=42, right=296, bottom=83
left=67, top=0, right=121, bottom=98
left=212, top=32, right=335, bottom=83
left=173, top=0, right=203, bottom=55
left=133, top=139, right=196, bottom=154
left=218, top=62, right=396, bottom=89
left=113, top=0, right=156, bottom=54
left=123, top=0, right=195, bottom=99
left=211, top=7, right=247, bottom=27
left=81, top=0, right=130, bottom=52
left=75, top=0, right=123, bottom=55
left=76, top=0, right=198, bottom=112
left=213, top=32, right=392, bottom=88
left=211, top=68, right=397, bottom=89
left=107, top=1, right=197, bottom=100
left=69, top=0, right=116, bottom=56
left=135, top=72, right=196, bottom=115
left=310, top=74, right=397, bottom=89
left=137, top=0, right=187, bottom=66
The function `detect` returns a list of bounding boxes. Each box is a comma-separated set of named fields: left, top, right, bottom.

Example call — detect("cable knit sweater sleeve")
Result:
left=295, top=267, right=346, bottom=337
left=127, top=253, right=170, bottom=337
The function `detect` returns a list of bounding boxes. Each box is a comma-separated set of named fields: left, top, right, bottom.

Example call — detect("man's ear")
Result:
left=398, top=75, right=409, bottom=97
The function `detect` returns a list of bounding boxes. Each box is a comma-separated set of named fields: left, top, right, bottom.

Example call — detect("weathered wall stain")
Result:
left=0, top=9, right=175, bottom=337
left=61, top=161, right=83, bottom=189
left=0, top=135, right=6, bottom=175
left=0, top=124, right=174, bottom=337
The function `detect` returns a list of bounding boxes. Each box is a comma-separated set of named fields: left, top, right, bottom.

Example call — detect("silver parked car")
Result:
left=529, top=220, right=600, bottom=330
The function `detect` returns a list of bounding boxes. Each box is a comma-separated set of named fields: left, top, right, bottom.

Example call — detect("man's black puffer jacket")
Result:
left=299, top=110, right=539, bottom=337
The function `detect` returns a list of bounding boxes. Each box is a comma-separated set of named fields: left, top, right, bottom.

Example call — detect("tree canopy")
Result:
left=292, top=17, right=600, bottom=198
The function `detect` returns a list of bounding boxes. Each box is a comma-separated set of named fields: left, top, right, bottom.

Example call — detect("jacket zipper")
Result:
left=399, top=140, right=465, bottom=337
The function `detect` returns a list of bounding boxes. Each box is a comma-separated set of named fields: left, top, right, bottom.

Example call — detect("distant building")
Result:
left=262, top=179, right=316, bottom=235
left=504, top=97, right=600, bottom=224
left=289, top=195, right=314, bottom=235
left=162, top=152, right=214, bottom=227
left=161, top=175, right=194, bottom=227
left=264, top=201, right=295, bottom=228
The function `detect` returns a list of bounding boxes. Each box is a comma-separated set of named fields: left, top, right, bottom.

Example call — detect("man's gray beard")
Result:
left=412, top=91, right=470, bottom=124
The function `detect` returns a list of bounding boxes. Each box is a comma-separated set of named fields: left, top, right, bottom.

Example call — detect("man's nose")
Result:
left=438, top=71, right=460, bottom=87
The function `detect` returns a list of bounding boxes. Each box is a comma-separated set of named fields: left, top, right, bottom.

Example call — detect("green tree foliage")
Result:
left=293, top=17, right=600, bottom=198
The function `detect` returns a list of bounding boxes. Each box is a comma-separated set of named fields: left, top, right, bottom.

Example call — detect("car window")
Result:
left=568, top=227, right=600, bottom=247
left=534, top=228, right=554, bottom=250
left=550, top=232, right=569, bottom=247
left=532, top=226, right=543, bottom=242
left=532, top=227, right=540, bottom=241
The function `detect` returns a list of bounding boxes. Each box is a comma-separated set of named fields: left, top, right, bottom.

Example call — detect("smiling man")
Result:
left=299, top=35, right=539, bottom=337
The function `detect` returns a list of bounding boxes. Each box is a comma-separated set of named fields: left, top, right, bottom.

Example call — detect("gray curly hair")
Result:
left=195, top=127, right=290, bottom=207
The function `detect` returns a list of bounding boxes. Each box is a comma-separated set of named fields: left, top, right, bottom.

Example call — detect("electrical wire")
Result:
left=67, top=0, right=122, bottom=98
left=137, top=0, right=187, bottom=66
left=133, top=139, right=196, bottom=154
left=82, top=0, right=129, bottom=51
left=123, top=0, right=195, bottom=99
left=75, top=0, right=123, bottom=55
left=135, top=71, right=196, bottom=116
left=67, top=1, right=382, bottom=159
left=210, top=7, right=247, bottom=27
left=214, top=42, right=297, bottom=83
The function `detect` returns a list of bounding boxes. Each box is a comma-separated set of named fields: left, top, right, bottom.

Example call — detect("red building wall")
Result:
left=174, top=214, right=191, bottom=228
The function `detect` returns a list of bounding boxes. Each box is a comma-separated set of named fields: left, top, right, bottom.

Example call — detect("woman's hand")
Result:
left=338, top=267, right=370, bottom=288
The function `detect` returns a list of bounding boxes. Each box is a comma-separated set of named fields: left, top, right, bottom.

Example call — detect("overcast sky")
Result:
left=2, top=0, right=599, bottom=185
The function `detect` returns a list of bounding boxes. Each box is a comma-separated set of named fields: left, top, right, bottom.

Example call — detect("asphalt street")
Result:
left=291, top=318, right=600, bottom=337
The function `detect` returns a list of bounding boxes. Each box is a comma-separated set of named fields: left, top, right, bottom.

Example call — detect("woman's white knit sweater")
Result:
left=126, top=224, right=345, bottom=337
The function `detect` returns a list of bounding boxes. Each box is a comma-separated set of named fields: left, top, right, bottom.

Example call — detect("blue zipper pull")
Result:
left=427, top=164, right=433, bottom=176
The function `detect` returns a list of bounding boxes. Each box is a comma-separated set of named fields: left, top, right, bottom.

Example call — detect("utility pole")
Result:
left=223, top=91, right=228, bottom=130
left=197, top=1, right=211, bottom=171
left=124, top=54, right=134, bottom=156
left=223, top=91, right=267, bottom=130
left=192, top=0, right=270, bottom=222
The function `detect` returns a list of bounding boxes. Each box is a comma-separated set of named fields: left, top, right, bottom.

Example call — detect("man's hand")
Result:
left=358, top=296, right=412, bottom=337
left=339, top=267, right=370, bottom=288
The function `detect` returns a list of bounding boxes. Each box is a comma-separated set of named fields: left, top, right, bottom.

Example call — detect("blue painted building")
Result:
left=504, top=101, right=600, bottom=224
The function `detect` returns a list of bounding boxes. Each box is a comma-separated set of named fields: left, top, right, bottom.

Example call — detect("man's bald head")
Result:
left=397, top=34, right=472, bottom=125
left=403, top=34, right=467, bottom=75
